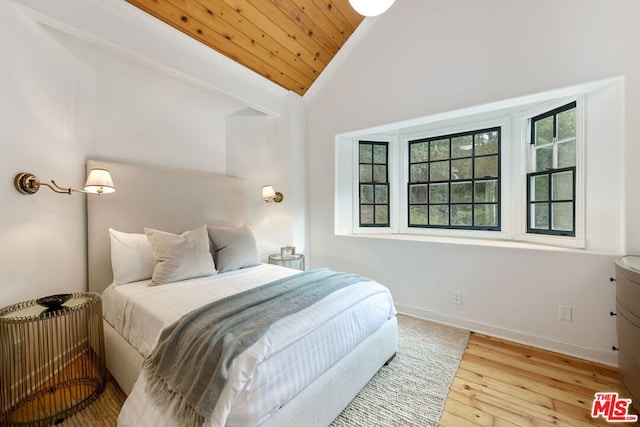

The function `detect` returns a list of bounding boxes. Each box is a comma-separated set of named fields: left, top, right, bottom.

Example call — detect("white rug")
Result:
left=331, top=314, right=470, bottom=427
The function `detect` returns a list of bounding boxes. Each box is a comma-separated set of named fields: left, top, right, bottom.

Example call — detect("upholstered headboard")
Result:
left=86, top=160, right=246, bottom=294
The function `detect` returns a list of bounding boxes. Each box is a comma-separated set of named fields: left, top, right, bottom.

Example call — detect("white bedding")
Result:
left=102, top=264, right=396, bottom=426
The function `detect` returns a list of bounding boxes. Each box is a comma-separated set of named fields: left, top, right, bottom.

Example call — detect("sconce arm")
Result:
left=45, top=180, right=73, bottom=195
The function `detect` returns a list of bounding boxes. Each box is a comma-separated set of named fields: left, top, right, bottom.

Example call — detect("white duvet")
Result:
left=102, top=264, right=396, bottom=426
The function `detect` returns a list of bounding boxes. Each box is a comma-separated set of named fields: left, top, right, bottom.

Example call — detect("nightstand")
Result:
left=615, top=256, right=640, bottom=411
left=0, top=292, right=106, bottom=425
left=268, top=253, right=305, bottom=271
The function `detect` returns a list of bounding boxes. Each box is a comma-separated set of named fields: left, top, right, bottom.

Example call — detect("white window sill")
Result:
left=339, top=232, right=594, bottom=253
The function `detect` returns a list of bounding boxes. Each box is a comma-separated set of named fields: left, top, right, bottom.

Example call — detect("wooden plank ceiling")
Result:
left=124, top=0, right=365, bottom=96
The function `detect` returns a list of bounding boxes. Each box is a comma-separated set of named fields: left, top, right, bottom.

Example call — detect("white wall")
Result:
left=49, top=28, right=244, bottom=172
left=0, top=1, right=293, bottom=308
left=226, top=108, right=289, bottom=258
left=305, top=0, right=640, bottom=365
left=226, top=93, right=307, bottom=261
left=1, top=1, right=91, bottom=307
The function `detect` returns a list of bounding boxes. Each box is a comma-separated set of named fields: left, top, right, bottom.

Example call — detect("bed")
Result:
left=86, top=160, right=398, bottom=426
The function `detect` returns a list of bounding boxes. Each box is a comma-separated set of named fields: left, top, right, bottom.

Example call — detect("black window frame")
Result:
left=529, top=101, right=577, bottom=145
left=526, top=167, right=576, bottom=236
left=407, top=127, right=501, bottom=231
left=358, top=141, right=390, bottom=227
left=527, top=101, right=577, bottom=237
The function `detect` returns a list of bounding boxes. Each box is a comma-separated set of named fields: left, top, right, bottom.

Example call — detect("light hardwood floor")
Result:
left=440, top=333, right=639, bottom=427
left=6, top=351, right=104, bottom=424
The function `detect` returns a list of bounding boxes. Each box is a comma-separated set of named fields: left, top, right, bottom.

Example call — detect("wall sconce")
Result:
left=261, top=185, right=283, bottom=203
left=14, top=168, right=116, bottom=196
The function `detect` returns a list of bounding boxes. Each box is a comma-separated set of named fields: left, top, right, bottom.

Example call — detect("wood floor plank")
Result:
left=469, top=334, right=620, bottom=382
left=469, top=344, right=617, bottom=386
left=439, top=409, right=487, bottom=427
left=456, top=366, right=555, bottom=409
left=450, top=376, right=598, bottom=427
left=446, top=386, right=552, bottom=426
left=442, top=332, right=639, bottom=427
left=440, top=395, right=499, bottom=426
left=458, top=359, right=597, bottom=410
left=465, top=343, right=618, bottom=392
left=444, top=389, right=510, bottom=425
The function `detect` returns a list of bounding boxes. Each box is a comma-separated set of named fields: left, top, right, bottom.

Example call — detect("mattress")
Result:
left=102, top=264, right=396, bottom=426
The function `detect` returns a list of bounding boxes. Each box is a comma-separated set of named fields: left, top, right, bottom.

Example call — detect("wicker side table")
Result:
left=0, top=292, right=106, bottom=426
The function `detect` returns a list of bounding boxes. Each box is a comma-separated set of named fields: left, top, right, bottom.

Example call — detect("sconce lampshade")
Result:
left=348, top=0, right=395, bottom=16
left=262, top=185, right=283, bottom=203
left=84, top=168, right=115, bottom=194
left=262, top=185, right=276, bottom=200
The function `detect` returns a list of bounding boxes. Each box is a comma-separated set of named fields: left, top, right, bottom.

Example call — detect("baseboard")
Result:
left=395, top=304, right=618, bottom=367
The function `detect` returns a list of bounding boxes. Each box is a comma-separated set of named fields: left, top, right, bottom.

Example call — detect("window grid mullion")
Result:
left=448, top=137, right=452, bottom=226
left=526, top=166, right=576, bottom=236
left=547, top=169, right=553, bottom=232
left=471, top=133, right=476, bottom=227
left=427, top=140, right=431, bottom=225
left=408, top=127, right=500, bottom=231
left=358, top=141, right=390, bottom=228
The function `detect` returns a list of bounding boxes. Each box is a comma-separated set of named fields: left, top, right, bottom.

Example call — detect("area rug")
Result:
left=331, top=314, right=470, bottom=427
left=58, top=381, right=127, bottom=426
left=60, top=314, right=469, bottom=426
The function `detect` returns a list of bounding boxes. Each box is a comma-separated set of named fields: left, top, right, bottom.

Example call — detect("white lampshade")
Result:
left=84, top=168, right=115, bottom=194
left=262, top=185, right=276, bottom=200
left=348, top=0, right=395, bottom=16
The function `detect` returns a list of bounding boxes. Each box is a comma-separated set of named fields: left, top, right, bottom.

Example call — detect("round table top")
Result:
left=617, top=255, right=640, bottom=273
left=0, top=292, right=100, bottom=322
left=269, top=253, right=304, bottom=261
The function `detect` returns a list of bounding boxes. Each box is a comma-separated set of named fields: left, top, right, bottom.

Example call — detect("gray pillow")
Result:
left=207, top=224, right=260, bottom=273
left=145, top=225, right=216, bottom=285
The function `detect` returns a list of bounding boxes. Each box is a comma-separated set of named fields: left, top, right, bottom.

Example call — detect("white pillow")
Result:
left=109, top=228, right=156, bottom=285
left=145, top=225, right=216, bottom=285
left=207, top=224, right=260, bottom=273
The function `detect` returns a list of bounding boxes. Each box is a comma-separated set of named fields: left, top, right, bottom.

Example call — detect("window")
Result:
left=337, top=78, right=623, bottom=250
left=407, top=128, right=501, bottom=230
left=358, top=141, right=390, bottom=227
left=527, top=102, right=577, bottom=236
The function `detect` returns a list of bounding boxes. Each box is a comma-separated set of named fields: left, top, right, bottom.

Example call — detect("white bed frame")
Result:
left=86, top=160, right=398, bottom=426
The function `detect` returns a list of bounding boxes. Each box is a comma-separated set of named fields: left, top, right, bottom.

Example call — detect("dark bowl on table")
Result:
left=36, top=293, right=72, bottom=310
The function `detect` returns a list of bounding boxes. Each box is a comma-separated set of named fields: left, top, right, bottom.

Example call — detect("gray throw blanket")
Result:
left=143, top=268, right=368, bottom=426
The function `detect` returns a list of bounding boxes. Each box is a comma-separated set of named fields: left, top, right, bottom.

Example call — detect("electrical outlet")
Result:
left=452, top=290, right=462, bottom=305
left=558, top=305, right=572, bottom=321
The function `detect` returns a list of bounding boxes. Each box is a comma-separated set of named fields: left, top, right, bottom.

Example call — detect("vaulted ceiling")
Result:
left=124, top=0, right=365, bottom=96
